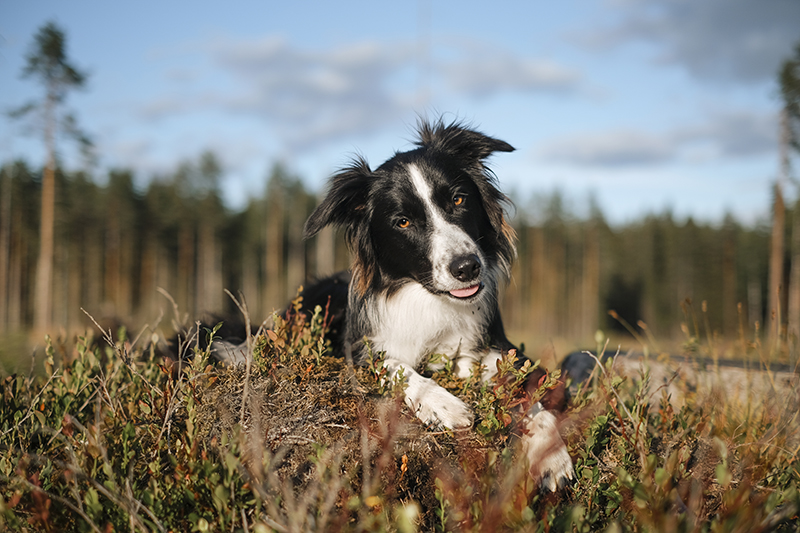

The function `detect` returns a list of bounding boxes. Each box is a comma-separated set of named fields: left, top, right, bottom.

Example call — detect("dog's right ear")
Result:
left=304, top=157, right=373, bottom=239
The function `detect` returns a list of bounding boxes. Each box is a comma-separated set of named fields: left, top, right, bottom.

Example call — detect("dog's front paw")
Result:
left=405, top=375, right=474, bottom=429
left=416, top=394, right=474, bottom=429
left=518, top=402, right=574, bottom=491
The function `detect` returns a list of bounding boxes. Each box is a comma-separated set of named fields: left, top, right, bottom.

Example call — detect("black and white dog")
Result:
left=299, top=120, right=574, bottom=489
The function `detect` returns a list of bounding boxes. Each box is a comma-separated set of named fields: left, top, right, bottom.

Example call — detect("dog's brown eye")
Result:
left=453, top=194, right=466, bottom=206
left=397, top=218, right=410, bottom=229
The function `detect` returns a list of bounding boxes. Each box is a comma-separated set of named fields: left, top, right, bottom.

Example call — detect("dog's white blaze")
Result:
left=406, top=164, right=484, bottom=292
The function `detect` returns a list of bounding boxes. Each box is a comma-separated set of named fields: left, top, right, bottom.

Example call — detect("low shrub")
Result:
left=1, top=302, right=798, bottom=531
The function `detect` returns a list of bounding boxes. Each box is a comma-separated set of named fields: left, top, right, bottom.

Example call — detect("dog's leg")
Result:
left=518, top=402, right=574, bottom=491
left=384, top=359, right=474, bottom=429
left=453, top=349, right=504, bottom=381
left=498, top=350, right=574, bottom=490
left=453, top=352, right=481, bottom=379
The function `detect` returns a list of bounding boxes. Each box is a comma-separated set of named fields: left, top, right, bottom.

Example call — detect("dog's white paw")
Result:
left=405, top=374, right=474, bottom=429
left=518, top=402, right=574, bottom=491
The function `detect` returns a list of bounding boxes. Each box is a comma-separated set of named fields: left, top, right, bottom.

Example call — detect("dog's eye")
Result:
left=397, top=218, right=411, bottom=229
left=453, top=194, right=466, bottom=206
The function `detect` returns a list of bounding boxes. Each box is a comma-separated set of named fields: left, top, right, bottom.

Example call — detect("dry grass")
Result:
left=0, top=297, right=799, bottom=532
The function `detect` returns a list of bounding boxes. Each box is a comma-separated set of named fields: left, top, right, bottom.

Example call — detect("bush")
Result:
left=1, top=303, right=798, bottom=532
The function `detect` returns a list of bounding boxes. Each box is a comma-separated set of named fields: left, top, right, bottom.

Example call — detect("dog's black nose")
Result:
left=449, top=254, right=481, bottom=282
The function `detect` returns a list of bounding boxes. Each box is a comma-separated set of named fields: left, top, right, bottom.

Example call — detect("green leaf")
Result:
left=84, top=487, right=102, bottom=517
left=715, top=463, right=732, bottom=488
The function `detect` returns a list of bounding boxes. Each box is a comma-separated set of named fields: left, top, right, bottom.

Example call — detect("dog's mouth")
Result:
left=448, top=283, right=482, bottom=299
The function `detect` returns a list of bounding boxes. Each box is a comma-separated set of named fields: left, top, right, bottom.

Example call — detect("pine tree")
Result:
left=9, top=22, right=89, bottom=332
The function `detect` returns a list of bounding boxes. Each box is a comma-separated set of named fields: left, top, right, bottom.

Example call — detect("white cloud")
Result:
left=540, top=129, right=674, bottom=166
left=440, top=38, right=581, bottom=97
left=207, top=36, right=418, bottom=151
left=583, top=0, right=800, bottom=84
left=137, top=35, right=584, bottom=153
left=675, top=110, right=778, bottom=157
left=539, top=110, right=777, bottom=166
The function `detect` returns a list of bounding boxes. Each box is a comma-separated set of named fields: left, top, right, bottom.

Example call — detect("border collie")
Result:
left=300, top=119, right=574, bottom=490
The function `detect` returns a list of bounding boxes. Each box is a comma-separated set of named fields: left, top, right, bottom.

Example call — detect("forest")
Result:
left=0, top=153, right=786, bottom=355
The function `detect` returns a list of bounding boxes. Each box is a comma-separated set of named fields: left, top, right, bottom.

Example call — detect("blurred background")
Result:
left=1, top=1, right=799, bottom=365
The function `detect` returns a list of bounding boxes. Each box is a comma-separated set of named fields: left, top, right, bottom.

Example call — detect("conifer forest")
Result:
left=0, top=154, right=790, bottom=352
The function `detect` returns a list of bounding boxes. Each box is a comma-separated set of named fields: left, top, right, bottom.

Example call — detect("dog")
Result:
left=299, top=119, right=574, bottom=490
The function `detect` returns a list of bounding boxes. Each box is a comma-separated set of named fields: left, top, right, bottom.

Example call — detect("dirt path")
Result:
left=610, top=353, right=799, bottom=409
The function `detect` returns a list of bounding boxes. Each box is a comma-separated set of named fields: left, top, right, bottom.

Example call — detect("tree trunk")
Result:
left=85, top=229, right=103, bottom=323
left=177, top=223, right=195, bottom=317
left=104, top=206, right=121, bottom=315
left=768, top=183, right=785, bottom=344
left=264, top=196, right=284, bottom=313
left=530, top=226, right=557, bottom=336
left=315, top=225, right=335, bottom=277
left=0, top=165, right=11, bottom=332
left=53, top=232, right=68, bottom=328
left=582, top=226, right=600, bottom=340
left=722, top=228, right=737, bottom=336
left=285, top=198, right=305, bottom=301
left=139, top=231, right=157, bottom=320
left=782, top=108, right=800, bottom=344
left=748, top=279, right=763, bottom=331
left=787, top=207, right=800, bottom=341
left=8, top=209, right=23, bottom=330
left=157, top=244, right=172, bottom=321
left=34, top=88, right=57, bottom=334
left=242, top=244, right=260, bottom=319
left=121, top=230, right=133, bottom=319
left=197, top=219, right=222, bottom=313
left=196, top=221, right=210, bottom=312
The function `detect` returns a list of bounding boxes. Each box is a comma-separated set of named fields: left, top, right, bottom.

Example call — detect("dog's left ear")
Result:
left=416, top=119, right=515, bottom=162
left=304, top=157, right=373, bottom=239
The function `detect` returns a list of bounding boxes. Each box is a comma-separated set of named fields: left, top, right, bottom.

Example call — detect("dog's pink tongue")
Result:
left=450, top=284, right=480, bottom=298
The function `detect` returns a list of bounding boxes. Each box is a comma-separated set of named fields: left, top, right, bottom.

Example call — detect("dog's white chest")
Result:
left=367, top=283, right=489, bottom=369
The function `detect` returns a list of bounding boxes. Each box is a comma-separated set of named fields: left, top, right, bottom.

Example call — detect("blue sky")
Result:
left=1, top=0, right=799, bottom=225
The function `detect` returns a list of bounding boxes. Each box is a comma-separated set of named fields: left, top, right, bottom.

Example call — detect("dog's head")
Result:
left=305, top=119, right=517, bottom=298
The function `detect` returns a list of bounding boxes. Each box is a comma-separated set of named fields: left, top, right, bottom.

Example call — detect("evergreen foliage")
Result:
left=0, top=156, right=781, bottom=351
